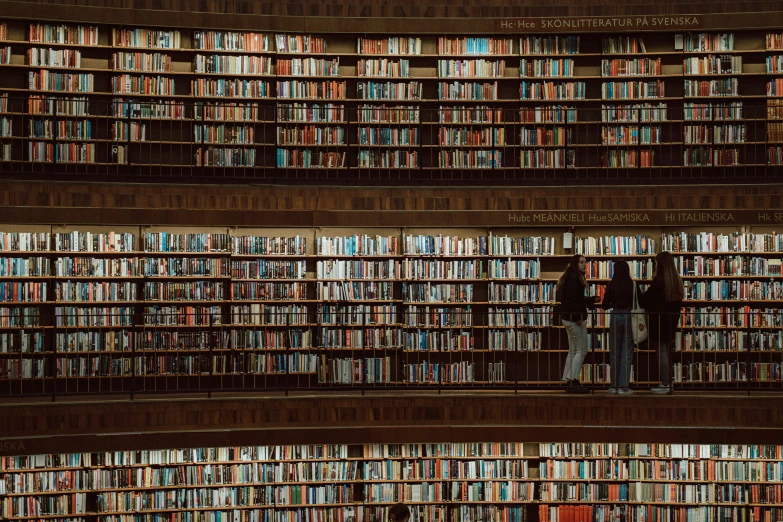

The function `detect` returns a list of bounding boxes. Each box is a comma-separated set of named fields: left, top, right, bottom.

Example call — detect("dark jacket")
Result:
left=557, top=269, right=590, bottom=322
left=639, top=279, right=683, bottom=342
left=601, top=278, right=636, bottom=311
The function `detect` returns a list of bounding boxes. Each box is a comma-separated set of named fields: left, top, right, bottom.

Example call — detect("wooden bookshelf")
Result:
left=0, top=22, right=781, bottom=180
left=1, top=225, right=783, bottom=391
left=2, top=442, right=783, bottom=522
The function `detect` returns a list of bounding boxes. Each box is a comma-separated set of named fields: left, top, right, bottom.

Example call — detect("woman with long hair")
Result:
left=556, top=254, right=596, bottom=394
left=601, top=259, right=636, bottom=395
left=639, top=251, right=684, bottom=395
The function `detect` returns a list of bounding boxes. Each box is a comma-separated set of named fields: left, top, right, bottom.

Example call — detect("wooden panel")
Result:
left=0, top=182, right=781, bottom=214
left=1, top=394, right=782, bottom=455
left=0, top=0, right=782, bottom=31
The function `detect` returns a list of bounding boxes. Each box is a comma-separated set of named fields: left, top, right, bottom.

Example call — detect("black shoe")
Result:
left=568, top=380, right=590, bottom=394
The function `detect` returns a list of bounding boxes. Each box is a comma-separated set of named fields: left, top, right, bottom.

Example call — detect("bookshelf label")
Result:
left=757, top=212, right=783, bottom=223
left=500, top=210, right=777, bottom=226
left=497, top=15, right=702, bottom=32
left=0, top=440, right=26, bottom=452
left=665, top=212, right=737, bottom=223
left=508, top=212, right=652, bottom=225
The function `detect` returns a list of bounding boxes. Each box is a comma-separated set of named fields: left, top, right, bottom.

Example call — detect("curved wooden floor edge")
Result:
left=0, top=393, right=781, bottom=454
left=0, top=181, right=782, bottom=223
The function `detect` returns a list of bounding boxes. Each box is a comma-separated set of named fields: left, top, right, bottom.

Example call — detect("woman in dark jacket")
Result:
left=556, top=254, right=596, bottom=394
left=601, top=260, right=636, bottom=395
left=639, top=251, right=684, bottom=395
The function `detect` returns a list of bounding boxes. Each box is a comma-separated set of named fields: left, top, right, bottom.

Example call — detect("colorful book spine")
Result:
left=276, top=81, right=346, bottom=100
left=521, top=81, right=586, bottom=100
left=193, top=31, right=269, bottom=52
left=276, top=57, right=339, bottom=76
left=29, top=24, right=99, bottom=45
left=112, top=98, right=184, bottom=119
left=602, top=37, right=647, bottom=53
left=521, top=36, right=580, bottom=55
left=192, top=78, right=269, bottom=98
left=520, top=59, right=574, bottom=78
left=29, top=71, right=94, bottom=92
left=195, top=147, right=256, bottom=167
left=438, top=37, right=513, bottom=55
left=685, top=33, right=735, bottom=52
left=440, top=81, right=498, bottom=101
left=111, top=75, right=174, bottom=95
left=358, top=81, right=422, bottom=100
left=276, top=150, right=345, bottom=168
left=28, top=48, right=81, bottom=68
left=438, top=59, right=506, bottom=78
left=275, top=35, right=327, bottom=54
left=112, top=52, right=171, bottom=72
left=357, top=37, right=422, bottom=55
left=358, top=150, right=418, bottom=168
left=113, top=28, right=181, bottom=49
left=357, top=59, right=410, bottom=78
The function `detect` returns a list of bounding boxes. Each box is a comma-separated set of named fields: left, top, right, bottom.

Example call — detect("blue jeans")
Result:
left=609, top=310, right=634, bottom=388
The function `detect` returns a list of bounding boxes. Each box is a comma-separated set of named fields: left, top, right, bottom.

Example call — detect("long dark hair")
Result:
left=653, top=251, right=685, bottom=301
left=557, top=254, right=587, bottom=293
left=610, top=259, right=634, bottom=299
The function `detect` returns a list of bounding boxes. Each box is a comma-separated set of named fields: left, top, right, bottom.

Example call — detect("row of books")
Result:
left=27, top=119, right=91, bottom=140
left=357, top=150, right=418, bottom=168
left=28, top=48, right=81, bottom=68
left=27, top=142, right=94, bottom=163
left=1, top=233, right=782, bottom=256
left=520, top=59, right=574, bottom=78
left=112, top=51, right=171, bottom=72
left=276, top=58, right=339, bottom=77
left=10, top=27, right=783, bottom=60
left=195, top=147, right=256, bottom=167
left=683, top=124, right=746, bottom=144
left=602, top=58, right=662, bottom=77
left=521, top=82, right=586, bottom=101
left=28, top=71, right=94, bottom=92
left=7, top=356, right=782, bottom=382
left=193, top=31, right=269, bottom=52
left=357, top=81, right=422, bottom=101
left=357, top=59, right=411, bottom=78
left=601, top=81, right=665, bottom=100
left=357, top=37, right=422, bottom=56
left=684, top=55, right=743, bottom=75
left=440, top=127, right=504, bottom=146
left=601, top=149, right=655, bottom=168
left=357, top=127, right=418, bottom=146
left=1, top=303, right=773, bottom=329
left=438, top=149, right=502, bottom=169
left=601, top=125, right=659, bottom=145
left=685, top=79, right=739, bottom=97
left=437, top=38, right=513, bottom=56
left=275, top=150, right=345, bottom=168
left=195, top=55, right=272, bottom=75
left=682, top=147, right=740, bottom=166
left=437, top=59, right=506, bottom=78
left=7, top=442, right=783, bottom=470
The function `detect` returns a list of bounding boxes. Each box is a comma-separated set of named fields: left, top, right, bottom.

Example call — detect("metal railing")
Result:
left=0, top=96, right=781, bottom=184
left=1, top=309, right=781, bottom=398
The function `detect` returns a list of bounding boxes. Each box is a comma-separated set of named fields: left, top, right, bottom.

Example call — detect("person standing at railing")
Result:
left=556, top=254, right=598, bottom=394
left=601, top=259, right=637, bottom=396
left=639, top=251, right=684, bottom=395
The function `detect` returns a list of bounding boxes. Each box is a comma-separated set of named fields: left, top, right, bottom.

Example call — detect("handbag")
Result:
left=631, top=283, right=648, bottom=345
